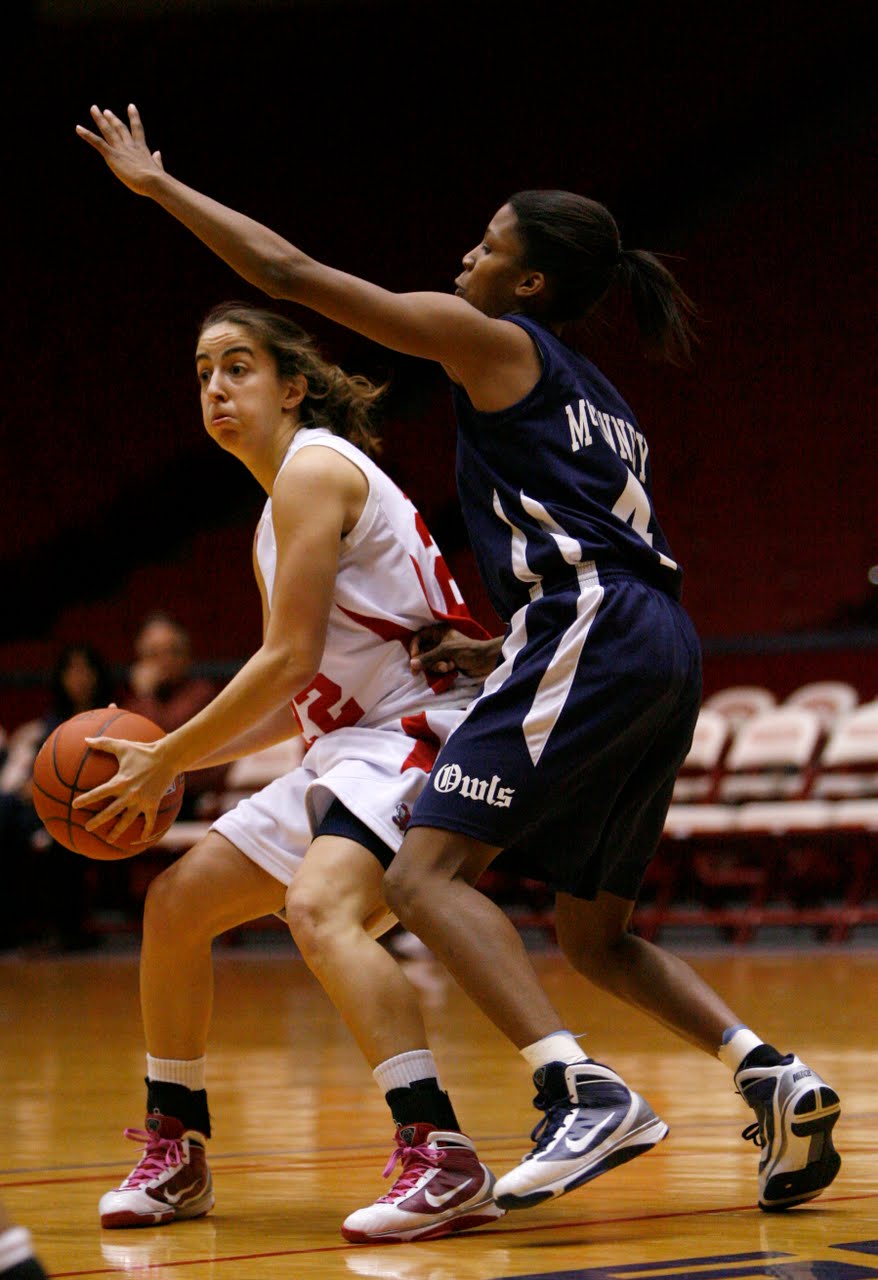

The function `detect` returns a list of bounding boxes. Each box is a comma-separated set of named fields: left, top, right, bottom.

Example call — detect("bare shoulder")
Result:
left=273, top=437, right=369, bottom=534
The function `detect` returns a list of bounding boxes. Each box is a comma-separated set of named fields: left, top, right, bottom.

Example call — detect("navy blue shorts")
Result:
left=315, top=798, right=396, bottom=869
left=408, top=566, right=702, bottom=901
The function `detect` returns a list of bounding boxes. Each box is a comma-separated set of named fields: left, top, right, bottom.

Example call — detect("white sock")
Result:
left=717, top=1026, right=764, bottom=1073
left=0, top=1226, right=34, bottom=1271
left=373, top=1050, right=441, bottom=1094
left=146, top=1054, right=206, bottom=1091
left=520, top=1031, right=587, bottom=1072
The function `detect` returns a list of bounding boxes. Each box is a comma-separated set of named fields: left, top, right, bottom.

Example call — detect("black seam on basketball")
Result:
left=68, top=712, right=128, bottom=828
left=31, top=773, right=72, bottom=807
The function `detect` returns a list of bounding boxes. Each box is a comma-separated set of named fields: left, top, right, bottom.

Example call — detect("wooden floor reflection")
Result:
left=2, top=942, right=877, bottom=1279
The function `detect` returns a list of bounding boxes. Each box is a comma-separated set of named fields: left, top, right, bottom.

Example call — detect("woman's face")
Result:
left=62, top=651, right=99, bottom=709
left=195, top=322, right=301, bottom=458
left=455, top=204, right=532, bottom=318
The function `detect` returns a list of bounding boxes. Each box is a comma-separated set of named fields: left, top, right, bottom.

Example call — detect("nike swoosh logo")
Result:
left=424, top=1177, right=473, bottom=1208
left=564, top=1111, right=619, bottom=1154
left=163, top=1182, right=204, bottom=1205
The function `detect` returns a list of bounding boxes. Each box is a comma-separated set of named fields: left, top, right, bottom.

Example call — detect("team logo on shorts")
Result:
left=392, top=802, right=411, bottom=832
left=432, top=763, right=515, bottom=808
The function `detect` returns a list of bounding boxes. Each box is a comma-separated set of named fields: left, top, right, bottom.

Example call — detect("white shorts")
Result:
left=211, top=713, right=464, bottom=887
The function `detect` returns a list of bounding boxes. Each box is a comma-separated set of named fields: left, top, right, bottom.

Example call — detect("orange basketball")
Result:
left=31, top=707, right=185, bottom=861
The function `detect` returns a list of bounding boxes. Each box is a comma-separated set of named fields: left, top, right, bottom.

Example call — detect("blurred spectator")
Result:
left=0, top=643, right=115, bottom=951
left=122, top=613, right=228, bottom=818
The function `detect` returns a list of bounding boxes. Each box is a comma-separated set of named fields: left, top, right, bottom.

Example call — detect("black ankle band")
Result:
left=386, top=1078, right=460, bottom=1131
left=739, top=1044, right=786, bottom=1071
left=145, top=1078, right=212, bottom=1138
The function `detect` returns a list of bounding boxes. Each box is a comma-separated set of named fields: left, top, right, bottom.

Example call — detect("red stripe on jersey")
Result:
left=337, top=605, right=415, bottom=646
left=400, top=712, right=442, bottom=774
left=413, top=510, right=433, bottom=549
left=409, top=557, right=489, bottom=641
left=335, top=604, right=464, bottom=695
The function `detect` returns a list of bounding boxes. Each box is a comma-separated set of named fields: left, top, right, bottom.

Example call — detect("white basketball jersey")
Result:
left=256, top=428, right=485, bottom=750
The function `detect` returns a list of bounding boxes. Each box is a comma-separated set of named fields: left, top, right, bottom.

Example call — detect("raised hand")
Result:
left=75, top=103, right=165, bottom=194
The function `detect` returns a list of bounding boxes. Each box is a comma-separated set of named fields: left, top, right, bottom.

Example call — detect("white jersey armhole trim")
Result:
left=282, top=431, right=381, bottom=554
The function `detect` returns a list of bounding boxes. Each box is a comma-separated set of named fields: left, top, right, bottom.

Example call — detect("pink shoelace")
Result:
left=379, top=1138, right=445, bottom=1201
left=121, top=1127, right=185, bottom=1188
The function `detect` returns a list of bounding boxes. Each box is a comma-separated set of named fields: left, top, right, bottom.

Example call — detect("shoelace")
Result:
left=527, top=1077, right=631, bottom=1157
left=380, top=1139, right=445, bottom=1200
left=121, top=1127, right=185, bottom=1187
left=741, top=1120, right=766, bottom=1149
left=528, top=1103, right=572, bottom=1153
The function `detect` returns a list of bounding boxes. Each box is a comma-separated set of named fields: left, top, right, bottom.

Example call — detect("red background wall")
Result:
left=2, top=1, right=875, bottom=728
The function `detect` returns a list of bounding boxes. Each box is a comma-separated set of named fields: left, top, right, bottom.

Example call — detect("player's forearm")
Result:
left=158, top=645, right=315, bottom=774
left=193, top=705, right=301, bottom=769
left=140, top=168, right=309, bottom=299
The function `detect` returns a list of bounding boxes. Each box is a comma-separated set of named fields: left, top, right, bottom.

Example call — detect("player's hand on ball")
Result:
left=73, top=734, right=176, bottom=844
left=75, top=103, right=164, bottom=193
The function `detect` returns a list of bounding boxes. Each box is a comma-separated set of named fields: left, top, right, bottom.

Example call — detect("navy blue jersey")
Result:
left=452, top=314, right=682, bottom=621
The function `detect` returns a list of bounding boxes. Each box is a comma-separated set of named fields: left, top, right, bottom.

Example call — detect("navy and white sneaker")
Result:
left=735, top=1053, right=841, bottom=1211
left=493, top=1060, right=668, bottom=1210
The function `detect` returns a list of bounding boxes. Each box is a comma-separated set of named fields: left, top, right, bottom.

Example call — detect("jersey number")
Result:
left=611, top=470, right=654, bottom=546
left=294, top=673, right=364, bottom=734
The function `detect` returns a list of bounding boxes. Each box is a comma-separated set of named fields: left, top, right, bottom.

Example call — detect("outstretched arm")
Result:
left=76, top=105, right=535, bottom=400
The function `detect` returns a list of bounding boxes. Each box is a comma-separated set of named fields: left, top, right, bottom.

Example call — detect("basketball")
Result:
left=31, top=707, right=186, bottom=861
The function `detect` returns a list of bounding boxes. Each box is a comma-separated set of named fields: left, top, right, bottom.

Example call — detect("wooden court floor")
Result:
left=1, top=942, right=876, bottom=1280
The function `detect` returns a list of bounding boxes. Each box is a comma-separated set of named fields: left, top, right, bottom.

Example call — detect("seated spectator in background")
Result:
left=123, top=613, right=228, bottom=817
left=0, top=643, right=116, bottom=951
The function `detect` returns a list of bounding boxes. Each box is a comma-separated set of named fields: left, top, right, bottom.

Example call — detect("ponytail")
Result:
left=617, top=248, right=697, bottom=366
left=508, top=190, right=697, bottom=365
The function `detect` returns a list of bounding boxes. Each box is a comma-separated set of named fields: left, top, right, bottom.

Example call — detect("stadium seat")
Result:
left=784, top=680, right=859, bottom=729
left=703, top=684, right=776, bottom=728
left=717, top=706, right=822, bottom=803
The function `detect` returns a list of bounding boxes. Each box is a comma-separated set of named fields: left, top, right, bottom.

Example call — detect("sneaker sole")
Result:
left=760, top=1086, right=841, bottom=1212
left=341, top=1199, right=506, bottom=1244
left=101, top=1191, right=215, bottom=1229
left=495, top=1117, right=669, bottom=1210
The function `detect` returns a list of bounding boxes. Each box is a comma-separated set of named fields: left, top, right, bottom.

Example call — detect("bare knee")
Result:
left=382, top=860, right=423, bottom=923
left=285, top=877, right=341, bottom=962
left=142, top=847, right=231, bottom=948
left=143, top=859, right=208, bottom=946
left=556, top=910, right=636, bottom=987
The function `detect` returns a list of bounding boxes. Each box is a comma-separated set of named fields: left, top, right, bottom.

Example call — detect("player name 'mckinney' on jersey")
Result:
left=432, top=762, right=515, bottom=808
left=565, top=398, right=649, bottom=480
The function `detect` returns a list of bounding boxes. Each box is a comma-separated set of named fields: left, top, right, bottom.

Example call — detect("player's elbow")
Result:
left=259, top=248, right=315, bottom=301
left=263, top=643, right=319, bottom=702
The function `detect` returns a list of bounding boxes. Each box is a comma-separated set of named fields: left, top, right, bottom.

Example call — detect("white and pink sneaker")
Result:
left=99, top=1111, right=214, bottom=1228
left=341, top=1124, right=505, bottom=1243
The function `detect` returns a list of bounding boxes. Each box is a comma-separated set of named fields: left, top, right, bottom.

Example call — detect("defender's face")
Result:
left=455, top=204, right=530, bottom=318
left=195, top=322, right=289, bottom=455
